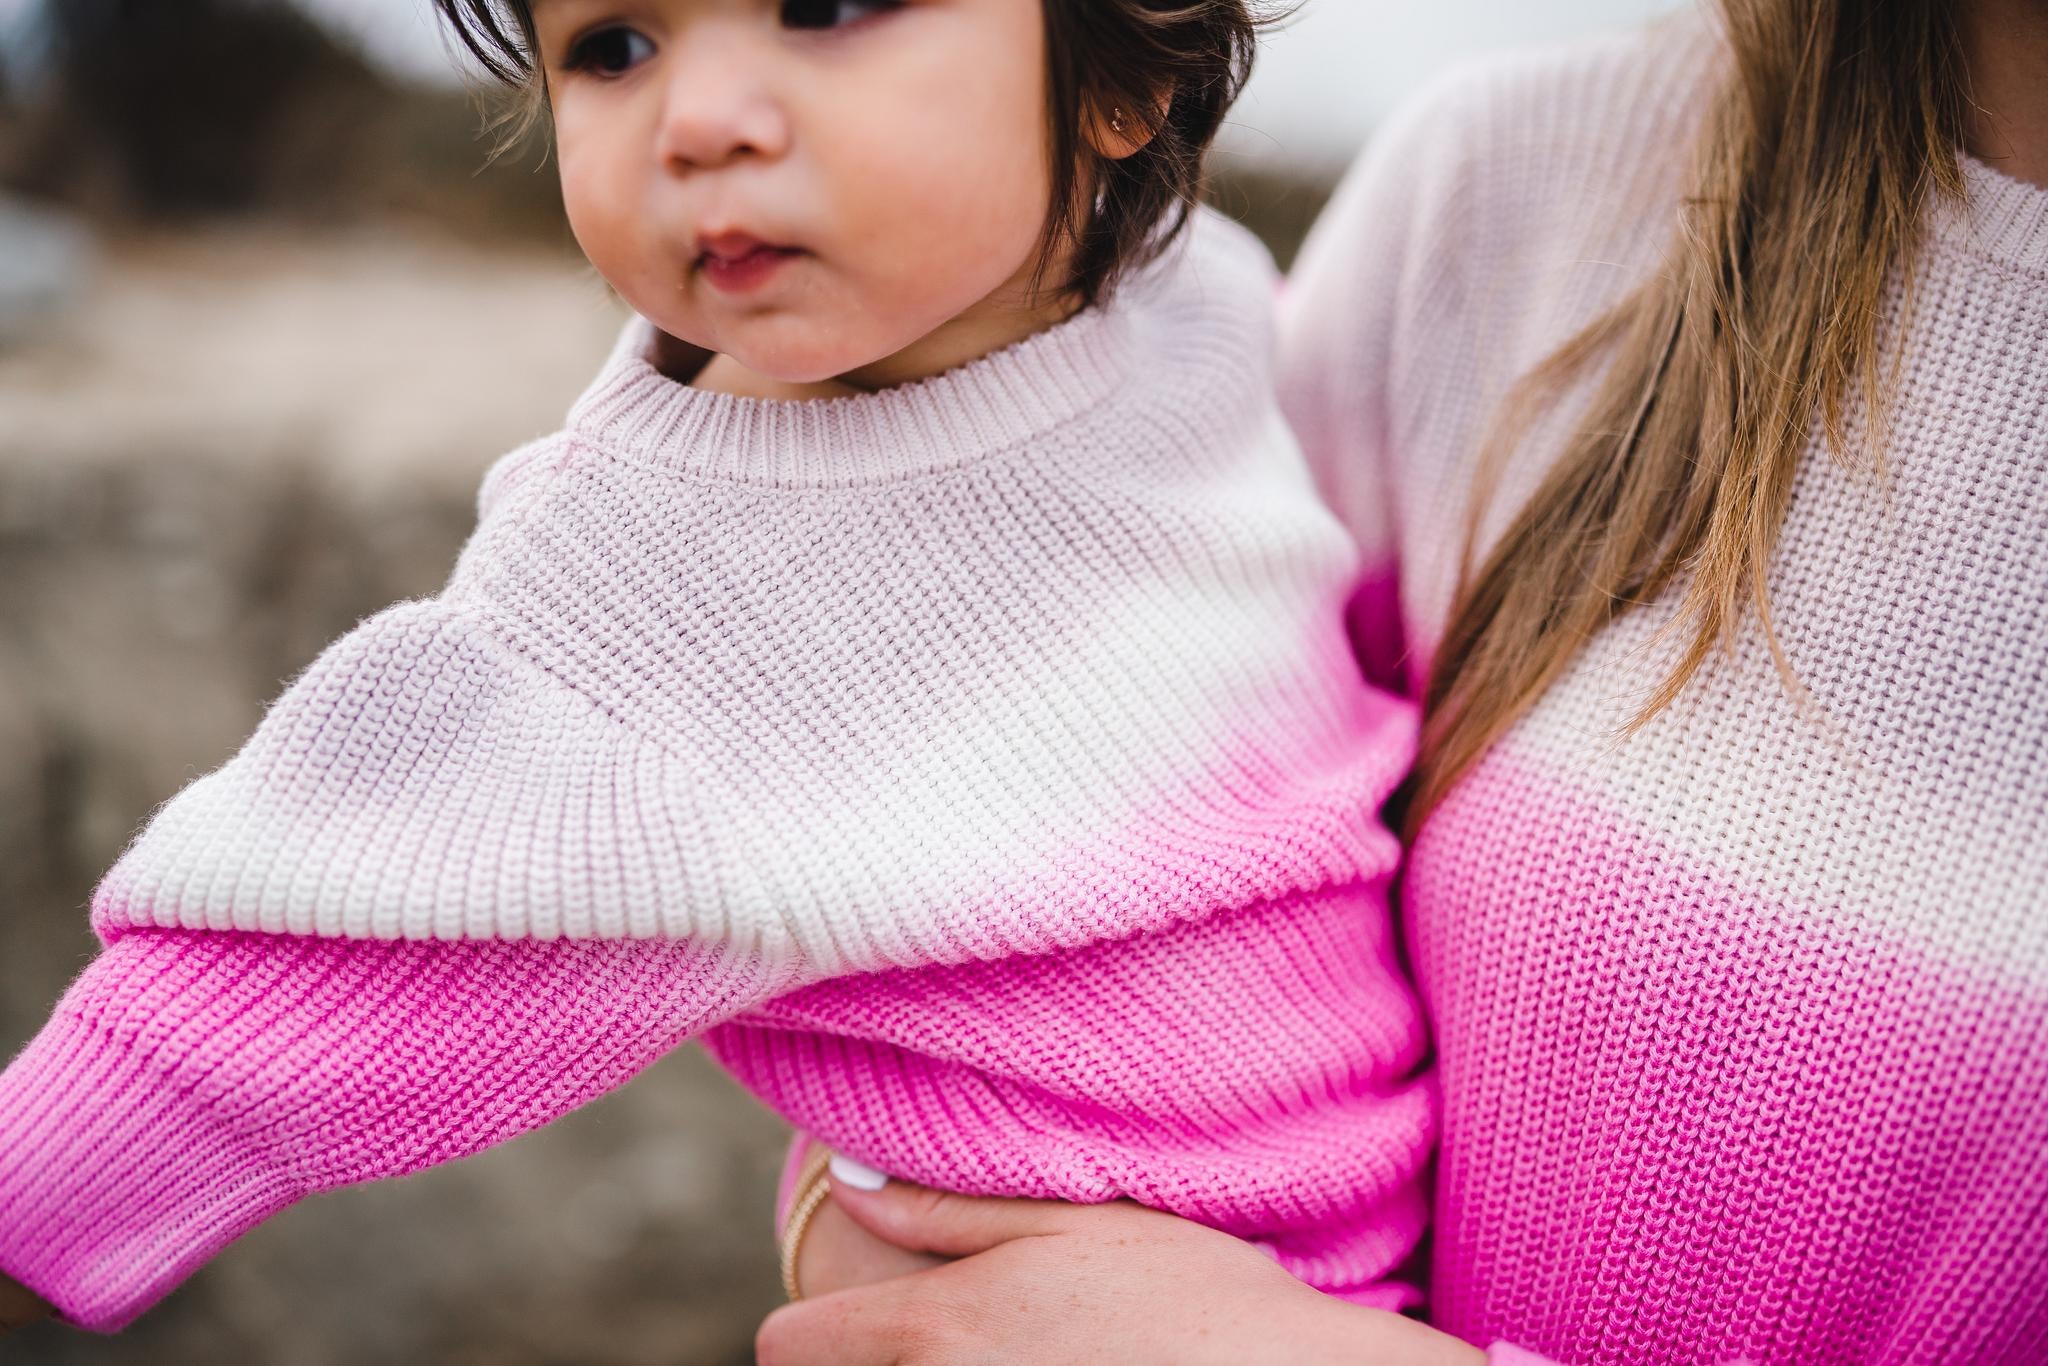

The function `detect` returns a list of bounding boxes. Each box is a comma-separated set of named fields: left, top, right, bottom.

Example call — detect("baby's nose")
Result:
left=654, top=48, right=793, bottom=171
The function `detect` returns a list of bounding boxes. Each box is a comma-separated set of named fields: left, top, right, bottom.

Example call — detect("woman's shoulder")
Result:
left=1310, top=13, right=1718, bottom=278
left=1275, top=13, right=1726, bottom=582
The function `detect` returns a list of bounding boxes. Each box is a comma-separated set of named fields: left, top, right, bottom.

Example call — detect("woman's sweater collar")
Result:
left=566, top=295, right=1138, bottom=488
left=1932, top=153, right=2048, bottom=277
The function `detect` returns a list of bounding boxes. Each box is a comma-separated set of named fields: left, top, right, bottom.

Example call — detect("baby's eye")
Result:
left=563, top=25, right=655, bottom=77
left=778, top=0, right=897, bottom=31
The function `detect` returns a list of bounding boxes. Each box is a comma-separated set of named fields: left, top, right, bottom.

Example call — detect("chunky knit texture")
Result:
left=85, top=209, right=1404, bottom=967
left=1278, top=13, right=2048, bottom=1365
left=0, top=209, right=1436, bottom=1329
left=10, top=18, right=2042, bottom=1357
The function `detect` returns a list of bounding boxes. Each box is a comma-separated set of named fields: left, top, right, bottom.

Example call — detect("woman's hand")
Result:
left=761, top=1174, right=1487, bottom=1366
left=793, top=1157, right=949, bottom=1296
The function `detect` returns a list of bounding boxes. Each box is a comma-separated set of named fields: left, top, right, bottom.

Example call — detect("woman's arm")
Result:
left=0, top=927, right=774, bottom=1332
left=767, top=1174, right=1489, bottom=1366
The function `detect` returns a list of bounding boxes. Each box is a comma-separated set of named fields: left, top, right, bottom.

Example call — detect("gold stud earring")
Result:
left=1110, top=106, right=1127, bottom=136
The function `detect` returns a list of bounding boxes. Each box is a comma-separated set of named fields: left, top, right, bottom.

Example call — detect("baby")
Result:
left=0, top=0, right=1434, bottom=1332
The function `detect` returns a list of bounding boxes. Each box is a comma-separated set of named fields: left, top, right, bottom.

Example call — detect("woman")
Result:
left=757, top=0, right=2048, bottom=1361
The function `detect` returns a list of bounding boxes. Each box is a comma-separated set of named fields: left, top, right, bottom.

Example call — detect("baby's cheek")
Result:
left=553, top=130, right=612, bottom=245
left=558, top=173, right=634, bottom=296
left=861, top=187, right=1042, bottom=325
left=555, top=144, right=670, bottom=322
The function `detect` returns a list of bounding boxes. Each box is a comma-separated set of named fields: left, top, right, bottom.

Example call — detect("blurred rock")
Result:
left=1209, top=159, right=1335, bottom=272
left=0, top=0, right=569, bottom=246
left=0, top=193, right=89, bottom=345
left=0, top=226, right=789, bottom=1364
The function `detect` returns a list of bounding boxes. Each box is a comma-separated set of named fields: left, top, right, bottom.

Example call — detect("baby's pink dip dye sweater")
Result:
left=0, top=211, right=1438, bottom=1329
left=7, top=13, right=2045, bottom=1359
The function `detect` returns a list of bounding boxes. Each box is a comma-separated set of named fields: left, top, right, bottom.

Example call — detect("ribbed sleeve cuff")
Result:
left=0, top=1006, right=298, bottom=1331
left=1487, top=1344, right=1562, bottom=1365
left=0, top=928, right=776, bottom=1333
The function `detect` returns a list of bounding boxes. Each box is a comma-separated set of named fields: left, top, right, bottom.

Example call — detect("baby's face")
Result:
left=534, top=0, right=1057, bottom=385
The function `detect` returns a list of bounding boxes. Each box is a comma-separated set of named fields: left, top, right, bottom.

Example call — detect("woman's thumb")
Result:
left=825, top=1155, right=1073, bottom=1258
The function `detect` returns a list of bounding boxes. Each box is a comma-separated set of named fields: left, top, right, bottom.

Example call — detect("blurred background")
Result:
left=0, top=0, right=1678, bottom=1361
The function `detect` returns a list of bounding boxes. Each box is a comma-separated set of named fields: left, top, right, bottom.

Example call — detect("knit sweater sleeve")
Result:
left=1276, top=80, right=1573, bottom=1366
left=0, top=927, right=767, bottom=1331
left=708, top=877, right=1435, bottom=1310
left=1275, top=72, right=1487, bottom=700
left=87, top=588, right=802, bottom=962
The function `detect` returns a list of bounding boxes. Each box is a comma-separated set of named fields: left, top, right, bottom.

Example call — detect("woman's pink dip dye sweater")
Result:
left=0, top=211, right=1438, bottom=1329
left=1277, top=15, right=2048, bottom=1366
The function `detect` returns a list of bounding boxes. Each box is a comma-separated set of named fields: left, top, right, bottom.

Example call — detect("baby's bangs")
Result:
left=432, top=0, right=538, bottom=86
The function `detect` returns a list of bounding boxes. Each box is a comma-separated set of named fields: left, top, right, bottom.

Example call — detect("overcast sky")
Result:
left=289, top=0, right=1689, bottom=168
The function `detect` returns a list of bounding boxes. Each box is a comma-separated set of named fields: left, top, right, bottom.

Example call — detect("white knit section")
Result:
left=93, top=209, right=1412, bottom=973
left=92, top=603, right=793, bottom=948
left=1281, top=13, right=2048, bottom=984
left=1500, top=223, right=2048, bottom=991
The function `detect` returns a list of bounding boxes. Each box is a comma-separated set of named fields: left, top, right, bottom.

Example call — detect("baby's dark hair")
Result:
left=431, top=0, right=1273, bottom=304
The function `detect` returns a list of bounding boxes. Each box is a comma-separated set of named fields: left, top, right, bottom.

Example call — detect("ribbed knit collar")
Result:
left=565, top=296, right=1138, bottom=487
left=1932, top=154, right=2048, bottom=277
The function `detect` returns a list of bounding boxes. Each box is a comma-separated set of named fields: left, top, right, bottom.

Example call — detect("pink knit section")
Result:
left=1411, top=754, right=2048, bottom=1364
left=1344, top=557, right=1408, bottom=696
left=705, top=879, right=1434, bottom=1309
left=1490, top=1347, right=1574, bottom=1366
left=0, top=206, right=1444, bottom=1333
left=1, top=875, right=1435, bottom=1327
left=1280, top=13, right=2048, bottom=1360
left=0, top=930, right=767, bottom=1330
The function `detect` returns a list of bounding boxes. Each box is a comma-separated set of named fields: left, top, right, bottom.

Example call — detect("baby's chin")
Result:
left=661, top=315, right=909, bottom=391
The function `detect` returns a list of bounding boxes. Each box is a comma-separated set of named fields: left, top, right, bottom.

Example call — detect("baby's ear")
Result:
left=1084, top=84, right=1174, bottom=161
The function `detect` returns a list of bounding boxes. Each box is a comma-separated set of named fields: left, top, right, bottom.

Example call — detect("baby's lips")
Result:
left=696, top=229, right=796, bottom=263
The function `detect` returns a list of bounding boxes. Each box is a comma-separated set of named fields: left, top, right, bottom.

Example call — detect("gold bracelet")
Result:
left=778, top=1141, right=836, bottom=1301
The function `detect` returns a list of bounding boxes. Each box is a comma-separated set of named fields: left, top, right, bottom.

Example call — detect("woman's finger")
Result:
left=794, top=1192, right=949, bottom=1300
left=756, top=1260, right=989, bottom=1366
left=825, top=1173, right=1097, bottom=1259
left=756, top=1209, right=1426, bottom=1366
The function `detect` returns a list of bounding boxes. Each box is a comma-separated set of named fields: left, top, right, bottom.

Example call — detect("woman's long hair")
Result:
left=1412, top=0, right=1972, bottom=830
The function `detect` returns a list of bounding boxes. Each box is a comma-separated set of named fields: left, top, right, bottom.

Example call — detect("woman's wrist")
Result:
left=777, top=1141, right=836, bottom=1300
left=1304, top=1304, right=1488, bottom=1366
left=762, top=1173, right=1494, bottom=1366
left=1245, top=1275, right=1485, bottom=1366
